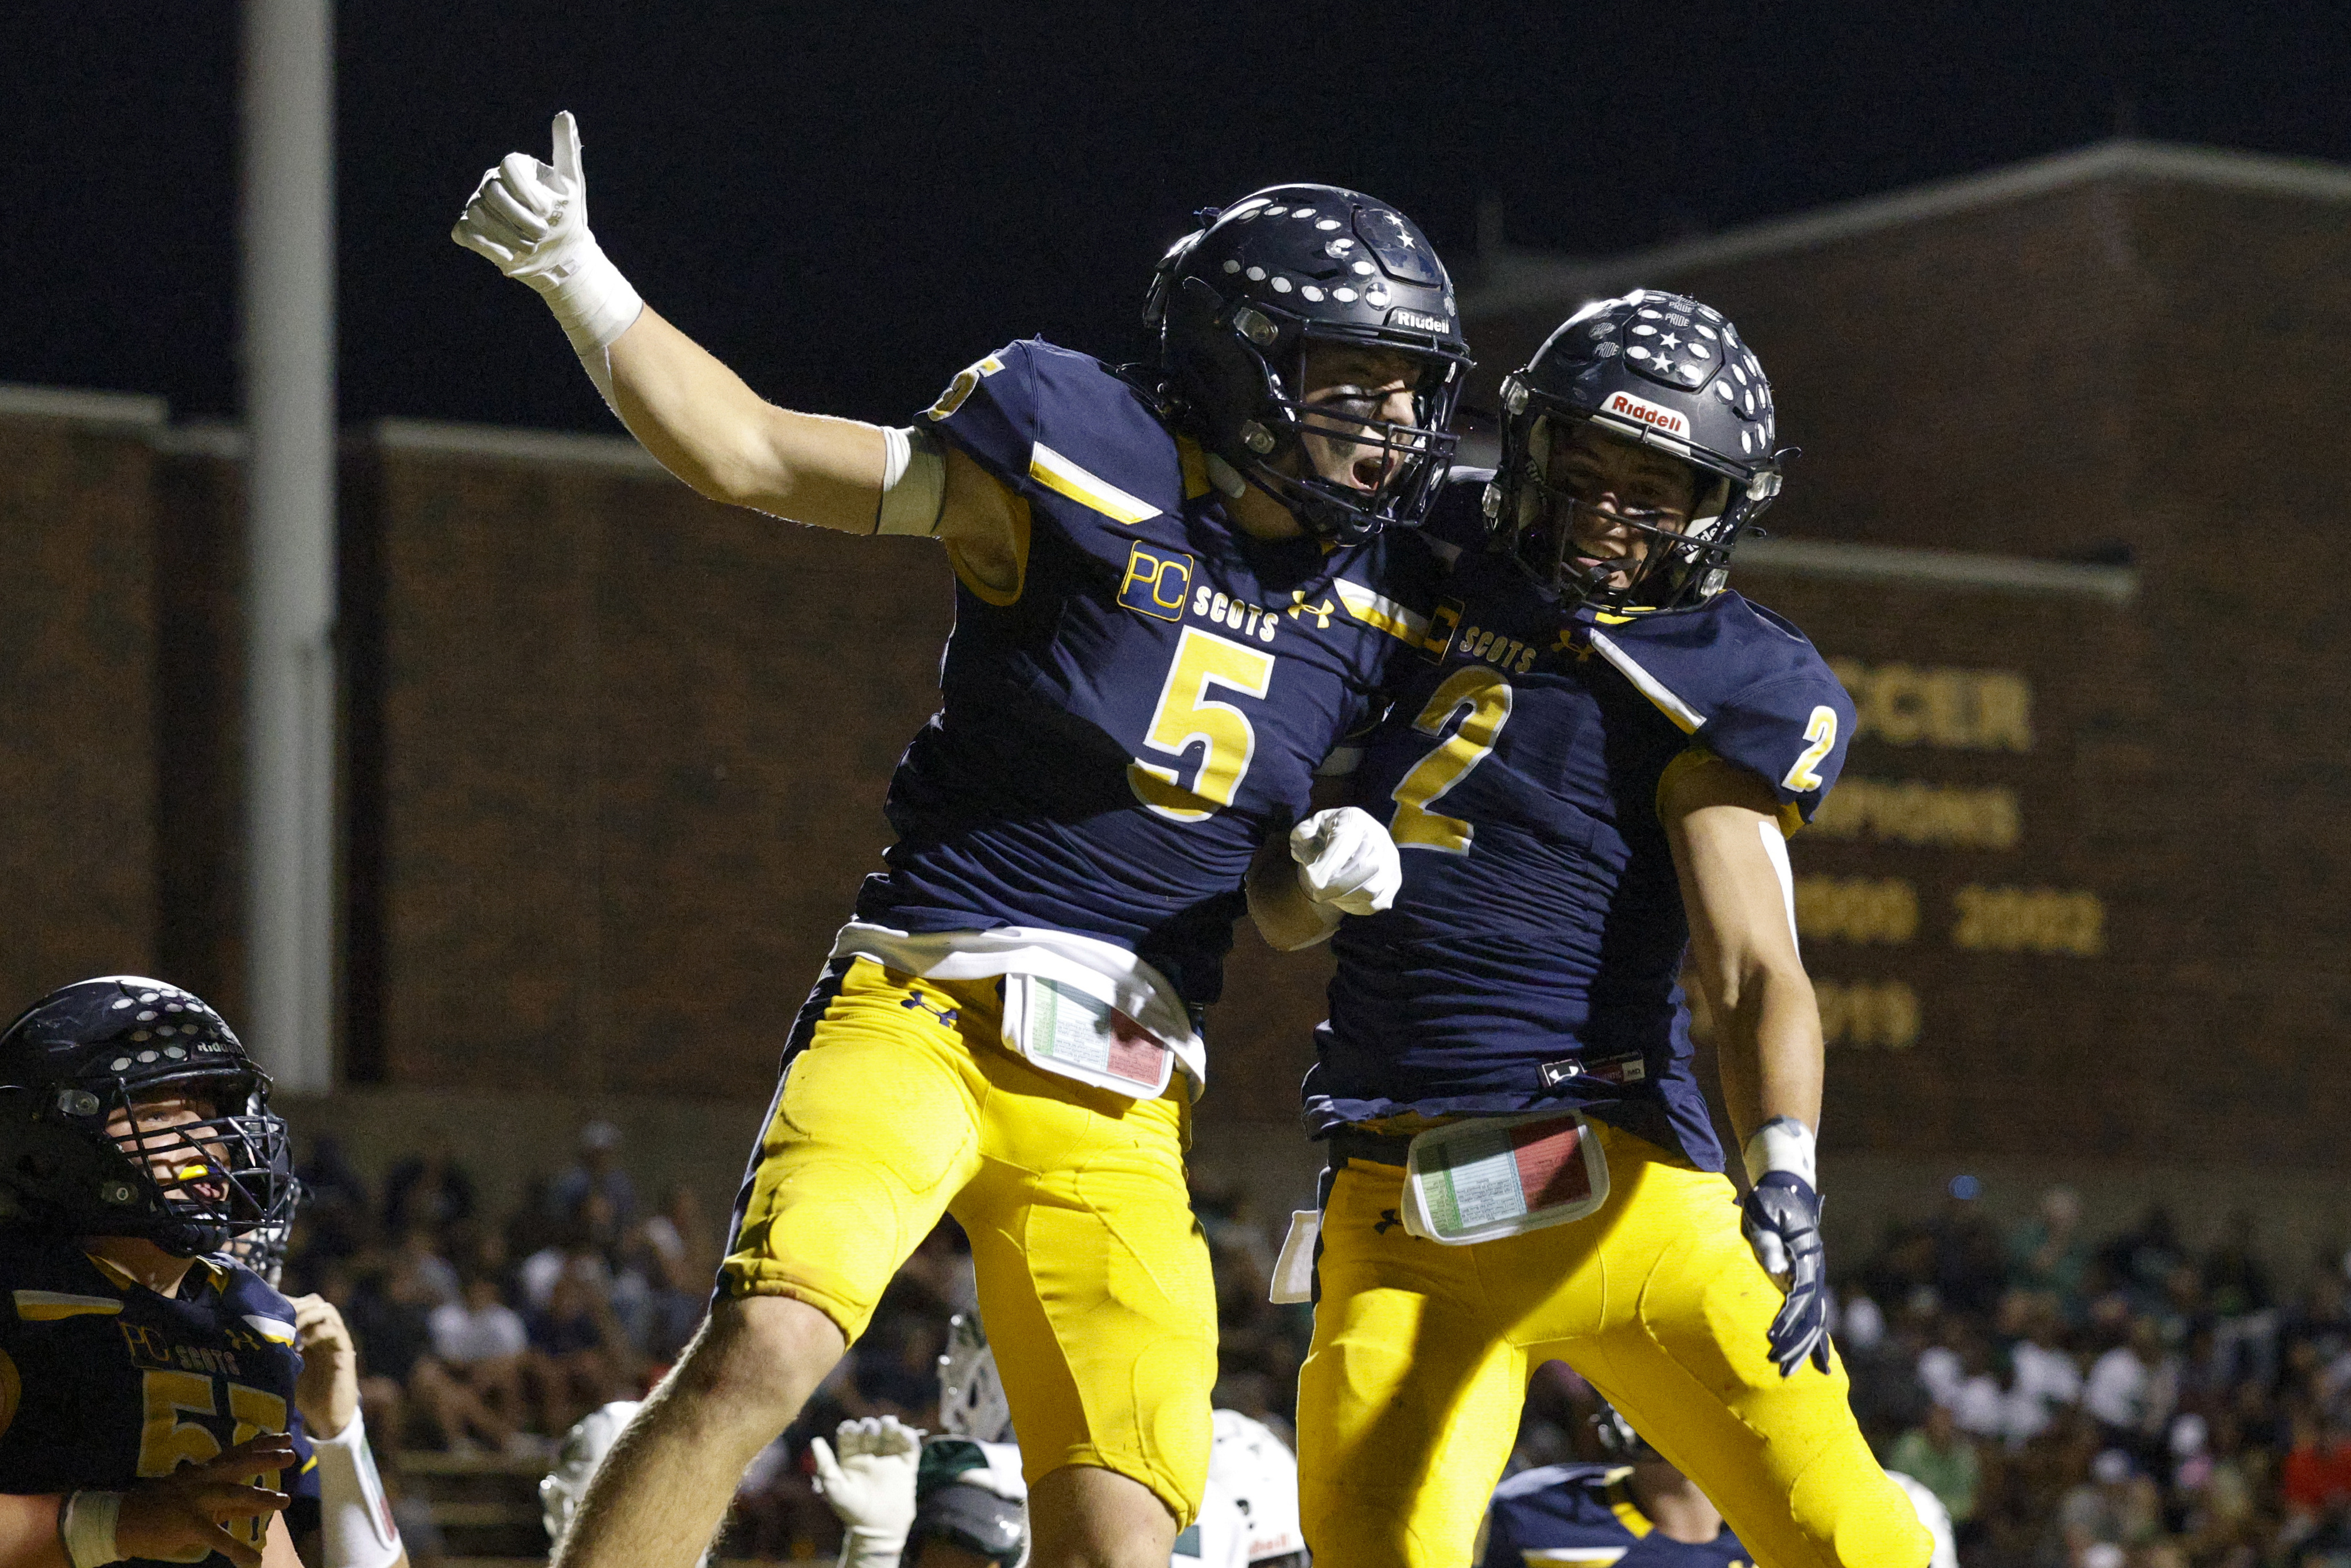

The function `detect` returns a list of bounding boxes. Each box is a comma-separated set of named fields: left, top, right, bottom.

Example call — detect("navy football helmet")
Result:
left=1147, top=184, right=1471, bottom=542
left=0, top=976, right=294, bottom=1257
left=1590, top=1398, right=1663, bottom=1461
left=1486, top=289, right=1785, bottom=610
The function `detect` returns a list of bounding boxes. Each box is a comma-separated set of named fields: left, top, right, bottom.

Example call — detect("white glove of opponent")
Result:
left=809, top=1415, right=924, bottom=1568
left=1290, top=807, right=1402, bottom=918
left=451, top=112, right=643, bottom=400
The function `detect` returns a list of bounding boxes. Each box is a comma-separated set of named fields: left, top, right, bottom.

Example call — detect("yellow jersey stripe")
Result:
left=1333, top=579, right=1430, bottom=644
left=1587, top=630, right=1704, bottom=734
left=1027, top=442, right=1161, bottom=525
left=242, top=1314, right=297, bottom=1345
left=1605, top=1476, right=1654, bottom=1539
left=14, top=1290, right=123, bottom=1321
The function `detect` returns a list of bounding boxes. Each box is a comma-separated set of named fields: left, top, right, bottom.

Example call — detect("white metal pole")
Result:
left=240, top=0, right=337, bottom=1091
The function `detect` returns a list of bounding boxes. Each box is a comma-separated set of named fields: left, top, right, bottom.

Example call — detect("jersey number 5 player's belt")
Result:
left=1402, top=1110, right=1611, bottom=1245
left=999, top=973, right=1174, bottom=1099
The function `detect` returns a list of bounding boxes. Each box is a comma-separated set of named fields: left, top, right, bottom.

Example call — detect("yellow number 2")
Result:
left=1389, top=666, right=1514, bottom=855
left=1782, top=705, right=1838, bottom=793
left=1128, top=627, right=1276, bottom=822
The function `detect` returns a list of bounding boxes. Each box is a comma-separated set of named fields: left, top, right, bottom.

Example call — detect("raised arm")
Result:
left=1660, top=749, right=1830, bottom=1377
left=451, top=113, right=1014, bottom=566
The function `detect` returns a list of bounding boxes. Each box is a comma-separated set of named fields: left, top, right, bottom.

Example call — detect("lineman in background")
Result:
left=1479, top=1404, right=1751, bottom=1567
left=0, top=976, right=303, bottom=1568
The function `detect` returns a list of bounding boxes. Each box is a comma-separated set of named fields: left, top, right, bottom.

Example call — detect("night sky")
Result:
left=3, top=2, right=2346, bottom=434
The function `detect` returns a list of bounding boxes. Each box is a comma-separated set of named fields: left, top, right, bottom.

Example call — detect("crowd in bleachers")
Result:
left=1815, top=1182, right=2351, bottom=1568
left=286, top=1127, right=2351, bottom=1568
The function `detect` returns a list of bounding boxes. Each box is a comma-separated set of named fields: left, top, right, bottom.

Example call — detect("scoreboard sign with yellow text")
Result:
left=1724, top=544, right=2161, bottom=1159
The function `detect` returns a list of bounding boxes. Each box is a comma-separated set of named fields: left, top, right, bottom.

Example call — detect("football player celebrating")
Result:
left=0, top=977, right=305, bottom=1568
left=1250, top=293, right=1931, bottom=1566
left=451, top=117, right=1467, bottom=1568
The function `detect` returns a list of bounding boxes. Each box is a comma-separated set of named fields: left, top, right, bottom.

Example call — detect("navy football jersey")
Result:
left=285, top=1410, right=321, bottom=1542
left=853, top=339, right=1441, bottom=1010
left=1481, top=1463, right=1752, bottom=1567
left=0, top=1230, right=302, bottom=1566
left=1308, top=475, right=1854, bottom=1163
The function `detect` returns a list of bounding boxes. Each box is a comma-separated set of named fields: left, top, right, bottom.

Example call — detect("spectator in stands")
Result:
left=549, top=1120, right=637, bottom=1247
left=2007, top=1185, right=2093, bottom=1310
left=344, top=1236, right=447, bottom=1445
left=2102, top=1206, right=2188, bottom=1310
left=1918, top=1328, right=2007, bottom=1440
left=2055, top=1449, right=2162, bottom=1565
left=383, top=1131, right=479, bottom=1242
left=1888, top=1403, right=1979, bottom=1544
left=528, top=1248, right=639, bottom=1435
left=392, top=1224, right=463, bottom=1310
left=416, top=1271, right=532, bottom=1452
left=2086, top=1317, right=2178, bottom=1462
left=296, top=1134, right=375, bottom=1264
left=637, top=1185, right=717, bottom=1296
left=2008, top=1292, right=2087, bottom=1445
left=2281, top=1410, right=2351, bottom=1520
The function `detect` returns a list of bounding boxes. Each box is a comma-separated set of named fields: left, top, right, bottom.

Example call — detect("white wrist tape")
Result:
left=311, top=1416, right=403, bottom=1568
left=1742, top=1115, right=1817, bottom=1189
left=527, top=240, right=643, bottom=412
left=60, top=1491, right=123, bottom=1568
left=526, top=239, right=643, bottom=348
left=837, top=1525, right=911, bottom=1568
left=875, top=425, right=948, bottom=537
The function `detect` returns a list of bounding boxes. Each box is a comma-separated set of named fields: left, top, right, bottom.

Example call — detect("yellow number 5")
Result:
left=1128, top=627, right=1276, bottom=822
left=1782, top=705, right=1838, bottom=793
left=1390, top=666, right=1514, bottom=855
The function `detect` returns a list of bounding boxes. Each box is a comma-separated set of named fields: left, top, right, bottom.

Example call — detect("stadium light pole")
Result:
left=240, top=0, right=337, bottom=1093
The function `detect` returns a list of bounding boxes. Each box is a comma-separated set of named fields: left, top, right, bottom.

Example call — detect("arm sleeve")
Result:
left=918, top=343, right=1042, bottom=490
left=1695, top=668, right=1857, bottom=828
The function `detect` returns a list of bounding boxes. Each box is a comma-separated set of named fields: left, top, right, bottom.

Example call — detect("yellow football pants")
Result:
left=1297, top=1121, right=1929, bottom=1568
left=720, top=956, right=1216, bottom=1523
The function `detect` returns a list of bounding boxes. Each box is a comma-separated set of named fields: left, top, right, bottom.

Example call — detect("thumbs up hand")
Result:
left=452, top=112, right=641, bottom=350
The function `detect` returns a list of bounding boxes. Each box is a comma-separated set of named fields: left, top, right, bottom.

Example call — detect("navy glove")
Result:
left=1741, top=1170, right=1832, bottom=1376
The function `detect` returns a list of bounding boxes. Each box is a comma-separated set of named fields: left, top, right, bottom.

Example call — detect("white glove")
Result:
left=451, top=112, right=643, bottom=399
left=810, top=1416, right=924, bottom=1568
left=1290, top=807, right=1402, bottom=917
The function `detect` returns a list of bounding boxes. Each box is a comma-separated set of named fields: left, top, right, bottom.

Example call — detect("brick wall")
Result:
left=359, top=439, right=953, bottom=1097
left=0, top=412, right=159, bottom=1008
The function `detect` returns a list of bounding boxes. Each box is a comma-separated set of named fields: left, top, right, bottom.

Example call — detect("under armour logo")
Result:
left=901, top=992, right=960, bottom=1027
left=1374, top=1209, right=1402, bottom=1235
left=1289, top=591, right=1334, bottom=629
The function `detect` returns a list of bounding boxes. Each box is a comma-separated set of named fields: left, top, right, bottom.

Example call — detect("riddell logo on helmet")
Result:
left=1386, top=307, right=1449, bottom=335
left=1603, top=391, right=1687, bottom=437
